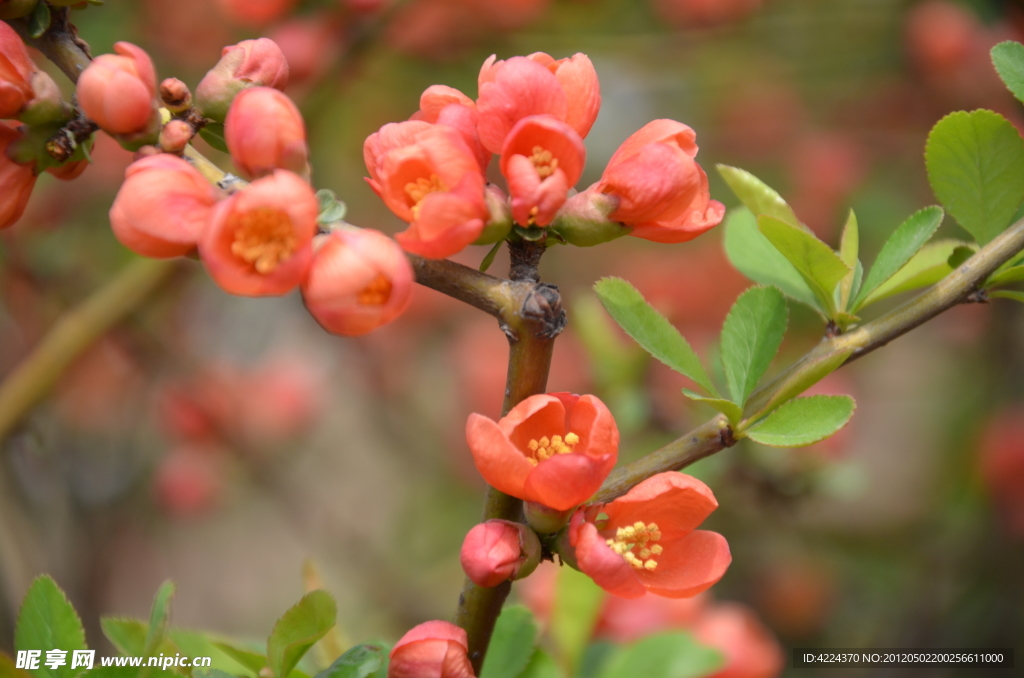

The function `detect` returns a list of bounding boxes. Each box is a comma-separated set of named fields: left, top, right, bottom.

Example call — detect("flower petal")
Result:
left=466, top=413, right=533, bottom=498
left=566, top=394, right=619, bottom=459
left=477, top=57, right=567, bottom=154
left=604, top=472, right=719, bottom=538
left=607, top=119, right=698, bottom=169
left=554, top=54, right=601, bottom=139
left=575, top=521, right=646, bottom=598
left=638, top=529, right=731, bottom=598
left=523, top=452, right=614, bottom=511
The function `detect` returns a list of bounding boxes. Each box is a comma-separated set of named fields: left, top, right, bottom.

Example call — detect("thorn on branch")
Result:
left=965, top=288, right=989, bottom=304
left=719, top=423, right=737, bottom=448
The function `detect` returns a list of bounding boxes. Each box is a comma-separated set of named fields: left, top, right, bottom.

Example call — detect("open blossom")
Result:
left=200, top=170, right=317, bottom=296
left=364, top=122, right=488, bottom=258
left=569, top=472, right=731, bottom=599
left=195, top=38, right=289, bottom=120
left=301, top=228, right=414, bottom=336
left=500, top=114, right=585, bottom=227
left=0, top=121, right=37, bottom=230
left=476, top=52, right=600, bottom=154
left=109, top=154, right=219, bottom=257
left=0, top=20, right=36, bottom=119
left=594, top=119, right=724, bottom=244
left=76, top=42, right=159, bottom=137
left=226, top=87, right=309, bottom=179
left=388, top=621, right=474, bottom=678
left=465, top=393, right=618, bottom=511
left=411, top=85, right=490, bottom=172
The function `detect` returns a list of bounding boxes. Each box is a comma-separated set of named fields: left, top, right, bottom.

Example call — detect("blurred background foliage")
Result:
left=2, top=0, right=1024, bottom=676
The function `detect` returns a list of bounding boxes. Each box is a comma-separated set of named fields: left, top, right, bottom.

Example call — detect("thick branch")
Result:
left=594, top=215, right=1024, bottom=503
left=408, top=255, right=519, bottom=319
left=0, top=258, right=182, bottom=442
left=6, top=8, right=91, bottom=83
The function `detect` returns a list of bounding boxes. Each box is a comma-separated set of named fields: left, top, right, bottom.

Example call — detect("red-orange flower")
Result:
left=226, top=87, right=308, bottom=179
left=411, top=85, right=490, bottom=172
left=595, top=119, right=724, bottom=244
left=388, top=621, right=474, bottom=678
left=693, top=603, right=784, bottom=678
left=76, top=42, right=159, bottom=137
left=476, top=52, right=600, bottom=153
left=465, top=392, right=618, bottom=511
left=365, top=122, right=488, bottom=258
left=0, top=20, right=36, bottom=119
left=200, top=170, right=317, bottom=296
left=301, top=228, right=414, bottom=336
left=569, top=472, right=731, bottom=599
left=195, top=37, right=289, bottom=120
left=500, top=114, right=585, bottom=227
left=0, top=121, right=37, bottom=230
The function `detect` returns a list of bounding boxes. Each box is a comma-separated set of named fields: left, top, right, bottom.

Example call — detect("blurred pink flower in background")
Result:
left=692, top=602, right=784, bottom=678
left=652, top=0, right=765, bottom=28
left=268, top=16, right=343, bottom=95
left=979, top=406, right=1024, bottom=536
left=154, top=444, right=226, bottom=518
left=217, top=0, right=299, bottom=28
left=788, top=132, right=867, bottom=239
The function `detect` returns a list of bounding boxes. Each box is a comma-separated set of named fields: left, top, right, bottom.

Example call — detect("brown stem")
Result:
left=5, top=7, right=91, bottom=83
left=455, top=241, right=564, bottom=674
left=594, top=214, right=1024, bottom=503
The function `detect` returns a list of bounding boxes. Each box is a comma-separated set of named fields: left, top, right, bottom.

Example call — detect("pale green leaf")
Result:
left=480, top=607, right=538, bottom=678
left=747, top=349, right=853, bottom=423
left=746, top=395, right=856, bottom=447
left=596, top=632, right=724, bottom=678
left=170, top=631, right=258, bottom=678
left=992, top=290, right=1024, bottom=303
left=716, top=165, right=801, bottom=226
left=853, top=206, right=944, bottom=309
left=594, top=278, right=716, bottom=396
left=518, top=650, right=564, bottom=678
left=838, top=210, right=859, bottom=310
left=987, top=265, right=1024, bottom=287
left=100, top=619, right=146, bottom=657
left=212, top=644, right=266, bottom=675
left=861, top=240, right=972, bottom=307
left=925, top=109, right=1024, bottom=244
left=267, top=591, right=337, bottom=678
left=992, top=41, right=1024, bottom=104
left=550, top=568, right=603, bottom=675
left=758, top=216, right=851, bottom=315
left=682, top=389, right=744, bottom=425
left=15, top=576, right=87, bottom=678
left=723, top=208, right=821, bottom=311
left=143, top=582, right=174, bottom=658
left=313, top=645, right=387, bottom=678
left=719, top=287, right=788, bottom=407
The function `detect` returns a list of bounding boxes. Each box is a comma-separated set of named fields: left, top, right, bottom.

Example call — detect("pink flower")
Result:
left=364, top=122, right=488, bottom=258
left=693, top=603, right=784, bottom=678
left=217, top=0, right=299, bottom=27
left=226, top=87, right=309, bottom=179
left=109, top=154, right=219, bottom=257
left=200, top=170, right=318, bottom=296
left=500, top=114, right=585, bottom=227
left=301, top=228, right=415, bottom=336
left=465, top=392, right=618, bottom=511
left=195, top=38, right=290, bottom=120
left=388, top=621, right=474, bottom=678
left=476, top=52, right=600, bottom=153
left=0, top=121, right=37, bottom=230
left=595, top=119, right=724, bottom=244
left=569, top=472, right=731, bottom=599
left=979, top=407, right=1024, bottom=536
left=411, top=85, right=490, bottom=172
left=460, top=519, right=540, bottom=587
left=76, top=42, right=159, bottom=137
left=0, top=21, right=37, bottom=119
left=652, top=0, right=765, bottom=28
left=154, top=444, right=225, bottom=518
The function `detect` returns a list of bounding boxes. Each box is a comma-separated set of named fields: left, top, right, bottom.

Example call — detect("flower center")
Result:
left=404, top=174, right=448, bottom=220
left=357, top=273, right=392, bottom=306
left=605, top=521, right=662, bottom=571
left=525, top=431, right=580, bottom=466
left=528, top=146, right=559, bottom=179
left=229, top=207, right=296, bottom=275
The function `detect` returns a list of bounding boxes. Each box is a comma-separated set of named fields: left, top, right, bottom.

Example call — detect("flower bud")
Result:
left=301, top=228, right=414, bottom=336
left=0, top=0, right=39, bottom=20
left=0, top=121, right=37, bottom=230
left=76, top=42, right=159, bottom=139
left=17, top=70, right=72, bottom=126
left=225, top=86, right=308, bottom=179
left=195, top=38, right=289, bottom=121
left=549, top=188, right=630, bottom=247
left=160, top=77, right=193, bottom=113
left=473, top=183, right=512, bottom=245
left=0, top=20, right=36, bottom=118
left=160, top=120, right=194, bottom=154
left=46, top=158, right=89, bottom=181
left=388, top=621, right=474, bottom=678
left=460, top=520, right=541, bottom=588
left=109, top=154, right=219, bottom=258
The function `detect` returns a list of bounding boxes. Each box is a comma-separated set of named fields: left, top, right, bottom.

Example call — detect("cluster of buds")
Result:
left=363, top=51, right=724, bottom=258
left=101, top=38, right=412, bottom=336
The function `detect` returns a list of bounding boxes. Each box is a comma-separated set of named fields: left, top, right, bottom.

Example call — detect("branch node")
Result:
left=508, top=239, right=546, bottom=283
left=965, top=288, right=989, bottom=304
left=521, top=283, right=566, bottom=339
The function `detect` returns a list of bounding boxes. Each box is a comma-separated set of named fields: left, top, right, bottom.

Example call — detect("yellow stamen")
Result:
left=525, top=430, right=581, bottom=464
left=404, top=175, right=447, bottom=220
left=604, top=520, right=664, bottom=570
left=528, top=146, right=559, bottom=179
left=229, top=207, right=297, bottom=274
left=357, top=273, right=392, bottom=306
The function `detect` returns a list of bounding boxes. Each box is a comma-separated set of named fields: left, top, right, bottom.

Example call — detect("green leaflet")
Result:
left=757, top=216, right=851, bottom=316
left=746, top=395, right=856, bottom=447
left=854, top=206, right=944, bottom=310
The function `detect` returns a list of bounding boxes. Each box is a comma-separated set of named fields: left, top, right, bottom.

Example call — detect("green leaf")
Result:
left=594, top=278, right=717, bottom=396
left=15, top=576, right=87, bottom=678
left=988, top=265, right=1024, bottom=287
left=992, top=41, right=1024, bottom=104
left=682, top=389, right=743, bottom=425
left=596, top=632, right=723, bottom=678
left=838, top=210, right=859, bottom=311
left=313, top=645, right=387, bottom=678
left=192, top=671, right=239, bottom=678
left=746, top=395, right=856, bottom=447
left=479, top=240, right=502, bottom=273
left=716, top=165, right=801, bottom=227
left=480, top=607, right=538, bottom=678
left=170, top=631, right=257, bottom=678
left=758, top=216, right=851, bottom=316
left=947, top=246, right=975, bottom=269
left=28, top=1, right=51, bottom=39
left=925, top=109, right=1024, bottom=245
left=212, top=644, right=266, bottom=675
left=198, top=124, right=229, bottom=154
left=853, top=206, right=944, bottom=309
left=992, top=290, right=1024, bottom=303
left=315, top=190, right=347, bottom=225
left=550, top=567, right=603, bottom=675
left=143, top=582, right=174, bottom=658
left=719, top=287, right=788, bottom=407
left=748, top=349, right=853, bottom=424
left=861, top=240, right=972, bottom=306
left=724, top=208, right=821, bottom=311
left=518, top=650, right=564, bottom=678
left=267, top=591, right=337, bottom=678
left=100, top=619, right=147, bottom=656
left=78, top=669, right=138, bottom=678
